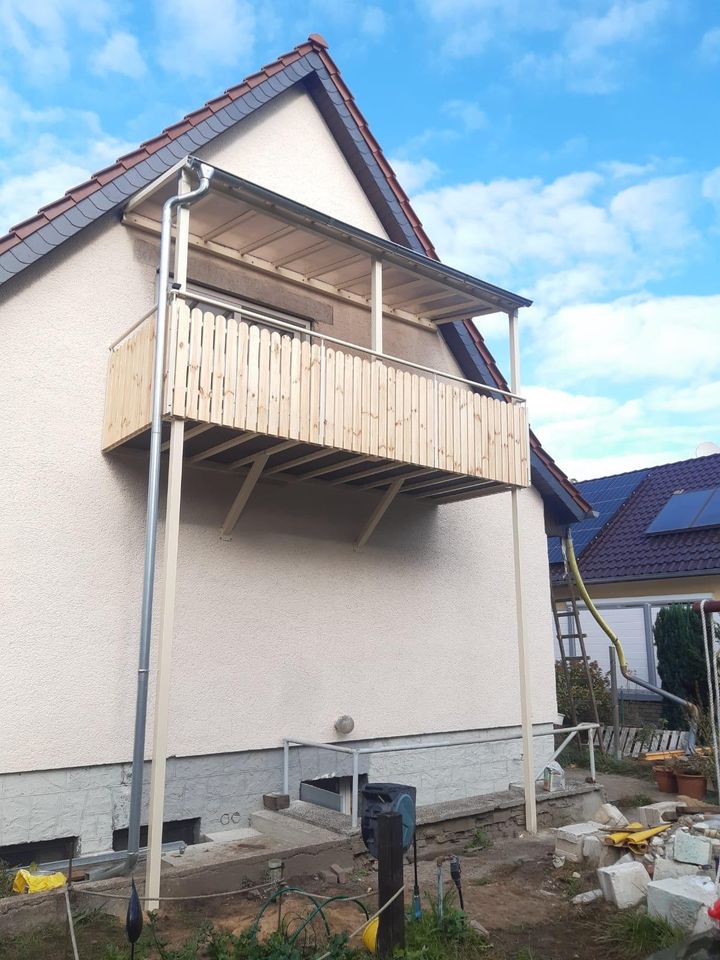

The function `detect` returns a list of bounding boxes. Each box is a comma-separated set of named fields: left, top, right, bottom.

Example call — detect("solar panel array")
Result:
left=647, top=486, right=720, bottom=534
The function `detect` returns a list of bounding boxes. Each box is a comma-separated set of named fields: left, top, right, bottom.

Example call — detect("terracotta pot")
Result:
left=653, top=765, right=678, bottom=793
left=675, top=772, right=707, bottom=800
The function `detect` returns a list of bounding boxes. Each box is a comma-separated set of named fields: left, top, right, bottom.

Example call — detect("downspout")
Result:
left=561, top=531, right=699, bottom=740
left=125, top=160, right=213, bottom=870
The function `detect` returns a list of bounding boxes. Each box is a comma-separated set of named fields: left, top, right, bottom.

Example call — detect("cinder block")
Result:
left=653, top=858, right=703, bottom=882
left=583, top=834, right=622, bottom=868
left=648, top=876, right=716, bottom=933
left=555, top=821, right=604, bottom=862
left=597, top=861, right=649, bottom=909
left=674, top=830, right=713, bottom=866
left=593, top=803, right=629, bottom=829
left=638, top=802, right=678, bottom=828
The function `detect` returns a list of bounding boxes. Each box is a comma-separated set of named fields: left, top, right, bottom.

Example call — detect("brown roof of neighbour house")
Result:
left=0, top=34, right=589, bottom=523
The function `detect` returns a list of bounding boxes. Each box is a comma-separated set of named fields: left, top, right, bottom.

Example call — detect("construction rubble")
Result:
left=554, top=798, right=720, bottom=933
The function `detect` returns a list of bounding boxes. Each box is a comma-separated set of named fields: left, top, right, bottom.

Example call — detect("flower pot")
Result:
left=653, top=766, right=678, bottom=793
left=675, top=772, right=707, bottom=800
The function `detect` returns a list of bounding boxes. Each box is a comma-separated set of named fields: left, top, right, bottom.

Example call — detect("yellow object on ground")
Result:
left=362, top=917, right=379, bottom=953
left=12, top=869, right=66, bottom=894
left=602, top=823, right=670, bottom=848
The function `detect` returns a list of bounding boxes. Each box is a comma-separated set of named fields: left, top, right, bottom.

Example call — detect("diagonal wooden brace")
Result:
left=354, top=477, right=404, bottom=552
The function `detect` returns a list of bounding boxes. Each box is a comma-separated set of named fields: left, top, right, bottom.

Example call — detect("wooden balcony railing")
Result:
left=103, top=300, right=529, bottom=490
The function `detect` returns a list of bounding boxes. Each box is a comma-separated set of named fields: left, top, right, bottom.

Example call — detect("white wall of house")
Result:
left=0, top=86, right=558, bottom=848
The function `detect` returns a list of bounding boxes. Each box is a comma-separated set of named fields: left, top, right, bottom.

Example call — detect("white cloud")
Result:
left=389, top=156, right=440, bottom=193
left=360, top=5, right=387, bottom=37
left=154, top=0, right=256, bottom=76
left=443, top=99, right=487, bottom=131
left=91, top=31, right=146, bottom=78
left=609, top=175, right=698, bottom=250
left=699, top=26, right=720, bottom=64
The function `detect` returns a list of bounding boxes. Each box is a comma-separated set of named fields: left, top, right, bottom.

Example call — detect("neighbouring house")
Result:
left=550, top=453, right=720, bottom=724
left=1, top=35, right=590, bottom=880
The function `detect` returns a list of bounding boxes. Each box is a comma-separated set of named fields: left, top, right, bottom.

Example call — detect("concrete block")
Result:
left=648, top=876, right=716, bottom=933
left=597, top=861, right=649, bottom=909
left=653, top=858, right=703, bottom=882
left=638, top=802, right=678, bottom=829
left=263, top=794, right=290, bottom=811
left=674, top=830, right=713, bottom=866
left=583, top=834, right=622, bottom=868
left=202, top=828, right=264, bottom=844
left=593, top=803, right=629, bottom=829
left=555, top=821, right=604, bottom=862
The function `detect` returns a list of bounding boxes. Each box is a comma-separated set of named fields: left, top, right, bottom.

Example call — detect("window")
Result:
left=185, top=283, right=311, bottom=336
left=647, top=487, right=720, bottom=534
left=112, top=818, right=200, bottom=851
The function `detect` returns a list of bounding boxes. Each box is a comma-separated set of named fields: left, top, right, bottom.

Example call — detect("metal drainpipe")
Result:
left=126, top=160, right=213, bottom=869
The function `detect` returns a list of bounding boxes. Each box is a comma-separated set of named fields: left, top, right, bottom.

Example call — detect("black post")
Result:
left=377, top=812, right=405, bottom=957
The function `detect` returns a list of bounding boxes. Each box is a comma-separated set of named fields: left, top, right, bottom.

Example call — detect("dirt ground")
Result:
left=0, top=833, right=627, bottom=960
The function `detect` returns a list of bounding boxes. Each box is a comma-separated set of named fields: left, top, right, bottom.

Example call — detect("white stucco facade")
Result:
left=0, top=87, right=560, bottom=851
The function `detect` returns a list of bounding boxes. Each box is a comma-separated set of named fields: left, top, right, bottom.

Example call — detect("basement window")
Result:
left=112, top=818, right=200, bottom=852
left=300, top=775, right=367, bottom=817
left=0, top=836, right=77, bottom=869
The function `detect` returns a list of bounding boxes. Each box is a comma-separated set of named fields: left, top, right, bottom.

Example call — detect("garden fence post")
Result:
left=377, top=812, right=405, bottom=957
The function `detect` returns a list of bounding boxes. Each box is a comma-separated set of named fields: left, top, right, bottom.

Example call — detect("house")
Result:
left=1, top=35, right=590, bottom=895
left=550, top=453, right=720, bottom=722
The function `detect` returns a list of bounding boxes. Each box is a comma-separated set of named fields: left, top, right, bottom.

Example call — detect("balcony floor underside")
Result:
left=122, top=421, right=513, bottom=505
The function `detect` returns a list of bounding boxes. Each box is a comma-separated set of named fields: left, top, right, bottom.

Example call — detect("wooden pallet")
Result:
left=593, top=726, right=687, bottom=757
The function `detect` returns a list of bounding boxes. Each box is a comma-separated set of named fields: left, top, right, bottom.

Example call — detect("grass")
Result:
left=615, top=793, right=653, bottom=809
left=401, top=896, right=492, bottom=960
left=564, top=747, right=655, bottom=781
left=598, top=909, right=685, bottom=960
left=465, top=828, right=493, bottom=852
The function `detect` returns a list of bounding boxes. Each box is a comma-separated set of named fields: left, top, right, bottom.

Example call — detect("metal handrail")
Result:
left=170, top=289, right=525, bottom=404
left=282, top=723, right=598, bottom=829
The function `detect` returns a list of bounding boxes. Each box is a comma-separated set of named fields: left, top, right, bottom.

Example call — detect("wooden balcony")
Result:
left=103, top=299, right=529, bottom=504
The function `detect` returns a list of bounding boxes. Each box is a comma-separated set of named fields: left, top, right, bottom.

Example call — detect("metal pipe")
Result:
left=126, top=160, right=213, bottom=869
left=351, top=750, right=360, bottom=830
left=172, top=290, right=524, bottom=402
left=283, top=740, right=290, bottom=795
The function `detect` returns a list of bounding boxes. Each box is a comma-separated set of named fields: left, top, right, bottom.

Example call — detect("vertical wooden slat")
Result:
left=185, top=308, right=203, bottom=420
left=210, top=314, right=226, bottom=425
left=299, top=339, right=311, bottom=442
left=507, top=398, right=516, bottom=486
left=171, top=304, right=191, bottom=418
left=324, top=347, right=336, bottom=447
left=466, top=390, right=475, bottom=477
left=500, top=400, right=509, bottom=484
left=361, top=358, right=372, bottom=455
left=378, top=362, right=387, bottom=457
left=458, top=387, right=468, bottom=474
left=279, top=334, right=292, bottom=438
left=234, top=321, right=250, bottom=429
left=451, top=386, right=461, bottom=472
left=386, top=366, right=396, bottom=458
left=245, top=323, right=260, bottom=431
left=256, top=327, right=271, bottom=434
left=267, top=330, right=282, bottom=435
left=333, top=350, right=345, bottom=450
left=370, top=360, right=380, bottom=456
left=353, top=356, right=363, bottom=452
left=394, top=367, right=404, bottom=460
left=222, top=316, right=238, bottom=427
left=343, top=352, right=354, bottom=451
left=410, top=373, right=420, bottom=464
left=479, top=394, right=489, bottom=478
left=437, top=381, right=446, bottom=469
left=309, top=343, right=321, bottom=443
left=197, top=311, right=214, bottom=422
left=418, top=375, right=427, bottom=465
left=426, top=378, right=435, bottom=467
left=403, top=371, right=413, bottom=463
left=289, top=336, right=301, bottom=440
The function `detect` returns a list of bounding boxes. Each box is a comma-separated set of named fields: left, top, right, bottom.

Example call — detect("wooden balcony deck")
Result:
left=103, top=301, right=529, bottom=503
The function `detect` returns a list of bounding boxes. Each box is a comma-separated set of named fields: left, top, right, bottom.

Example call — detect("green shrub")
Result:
left=654, top=604, right=719, bottom=729
left=555, top=658, right=612, bottom=724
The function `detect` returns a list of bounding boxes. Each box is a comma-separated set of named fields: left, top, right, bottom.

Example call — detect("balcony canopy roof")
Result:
left=125, top=157, right=532, bottom=328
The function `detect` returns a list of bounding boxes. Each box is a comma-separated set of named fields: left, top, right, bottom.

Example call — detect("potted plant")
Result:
left=671, top=755, right=710, bottom=800
left=652, top=762, right=678, bottom=793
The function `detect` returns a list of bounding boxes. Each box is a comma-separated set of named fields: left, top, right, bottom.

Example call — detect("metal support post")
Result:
left=609, top=646, right=622, bottom=761
left=370, top=258, right=383, bottom=353
left=283, top=740, right=290, bottom=795
left=351, top=750, right=360, bottom=830
left=588, top=727, right=596, bottom=782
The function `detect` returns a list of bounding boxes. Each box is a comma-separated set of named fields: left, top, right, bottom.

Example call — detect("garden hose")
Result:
left=251, top=884, right=369, bottom=946
left=562, top=532, right=699, bottom=739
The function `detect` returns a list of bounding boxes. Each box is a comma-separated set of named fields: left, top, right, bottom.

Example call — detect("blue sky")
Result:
left=1, top=0, right=718, bottom=479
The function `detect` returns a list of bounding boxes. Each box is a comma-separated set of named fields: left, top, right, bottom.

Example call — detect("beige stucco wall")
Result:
left=1, top=87, right=558, bottom=776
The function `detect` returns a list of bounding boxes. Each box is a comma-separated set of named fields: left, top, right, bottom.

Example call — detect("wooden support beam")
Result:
left=354, top=477, right=403, bottom=551
left=220, top=453, right=269, bottom=538
left=265, top=448, right=334, bottom=476
left=432, top=483, right=508, bottom=504
left=188, top=431, right=259, bottom=464
left=146, top=418, right=184, bottom=909
left=329, top=460, right=395, bottom=485
left=161, top=422, right=211, bottom=452
left=370, top=258, right=382, bottom=354
left=417, top=478, right=495, bottom=499
left=227, top=439, right=297, bottom=470
left=361, top=467, right=433, bottom=490
left=300, top=454, right=375, bottom=481
left=400, top=473, right=473, bottom=493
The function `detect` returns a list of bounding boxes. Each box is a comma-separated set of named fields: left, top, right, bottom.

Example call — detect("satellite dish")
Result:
left=696, top=442, right=720, bottom=458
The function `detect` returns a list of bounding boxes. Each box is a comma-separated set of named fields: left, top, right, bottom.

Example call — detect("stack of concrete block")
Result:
left=554, top=821, right=605, bottom=863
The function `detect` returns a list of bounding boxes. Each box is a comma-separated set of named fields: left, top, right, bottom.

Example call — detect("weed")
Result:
left=598, top=909, right=684, bottom=959
left=466, top=828, right=493, bottom=852
left=0, top=861, right=13, bottom=899
left=615, top=793, right=653, bottom=809
left=401, top=895, right=492, bottom=960
left=514, top=950, right=538, bottom=960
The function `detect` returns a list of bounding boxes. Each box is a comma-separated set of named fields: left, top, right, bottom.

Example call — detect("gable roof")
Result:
left=551, top=454, right=720, bottom=582
left=0, top=34, right=590, bottom=525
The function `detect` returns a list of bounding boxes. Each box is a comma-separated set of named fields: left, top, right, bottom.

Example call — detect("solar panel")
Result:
left=647, top=486, right=720, bottom=534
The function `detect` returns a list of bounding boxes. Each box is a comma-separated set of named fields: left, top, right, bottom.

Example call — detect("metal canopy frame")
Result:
left=136, top=163, right=538, bottom=906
